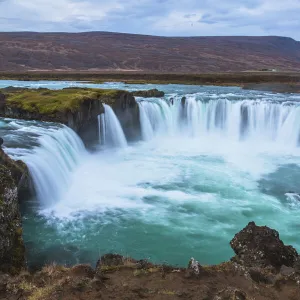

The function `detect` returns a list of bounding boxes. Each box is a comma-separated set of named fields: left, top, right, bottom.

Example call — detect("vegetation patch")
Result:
left=2, top=87, right=128, bottom=115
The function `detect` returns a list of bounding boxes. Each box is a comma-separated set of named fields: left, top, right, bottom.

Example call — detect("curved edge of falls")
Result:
left=8, top=92, right=300, bottom=210
left=137, top=95, right=300, bottom=148
left=22, top=125, right=86, bottom=208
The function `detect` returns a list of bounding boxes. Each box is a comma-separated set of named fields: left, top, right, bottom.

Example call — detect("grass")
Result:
left=41, top=263, right=68, bottom=276
left=19, top=281, right=35, bottom=292
left=2, top=88, right=127, bottom=115
left=28, top=286, right=55, bottom=300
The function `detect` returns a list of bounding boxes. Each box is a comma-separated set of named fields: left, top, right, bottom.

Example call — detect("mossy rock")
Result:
left=3, top=87, right=128, bottom=116
left=132, top=89, right=165, bottom=98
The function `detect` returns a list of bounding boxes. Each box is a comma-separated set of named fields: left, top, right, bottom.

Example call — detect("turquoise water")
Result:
left=1, top=80, right=300, bottom=269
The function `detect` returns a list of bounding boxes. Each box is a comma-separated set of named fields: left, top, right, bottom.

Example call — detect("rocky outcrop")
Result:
left=0, top=147, right=31, bottom=200
left=111, top=93, right=141, bottom=141
left=186, top=257, right=203, bottom=277
left=0, top=147, right=30, bottom=274
left=0, top=88, right=141, bottom=145
left=230, top=221, right=298, bottom=269
left=132, top=89, right=165, bottom=98
left=0, top=90, right=105, bottom=144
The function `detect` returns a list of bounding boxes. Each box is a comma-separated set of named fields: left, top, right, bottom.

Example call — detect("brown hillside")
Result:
left=0, top=32, right=300, bottom=72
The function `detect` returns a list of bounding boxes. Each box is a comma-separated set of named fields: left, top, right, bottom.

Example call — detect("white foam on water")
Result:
left=23, top=126, right=86, bottom=207
left=2, top=82, right=300, bottom=266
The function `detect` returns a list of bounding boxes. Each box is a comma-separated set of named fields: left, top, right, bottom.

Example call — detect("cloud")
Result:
left=0, top=0, right=299, bottom=40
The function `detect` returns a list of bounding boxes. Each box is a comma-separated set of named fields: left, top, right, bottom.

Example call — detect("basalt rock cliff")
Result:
left=0, top=88, right=141, bottom=145
left=0, top=146, right=30, bottom=274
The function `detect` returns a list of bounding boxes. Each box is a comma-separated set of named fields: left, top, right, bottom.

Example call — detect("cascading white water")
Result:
left=22, top=126, right=86, bottom=207
left=98, top=104, right=127, bottom=148
left=3, top=81, right=300, bottom=269
left=137, top=98, right=174, bottom=140
left=138, top=96, right=300, bottom=147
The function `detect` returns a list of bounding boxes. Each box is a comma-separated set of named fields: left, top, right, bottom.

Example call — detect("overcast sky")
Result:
left=0, top=0, right=299, bottom=40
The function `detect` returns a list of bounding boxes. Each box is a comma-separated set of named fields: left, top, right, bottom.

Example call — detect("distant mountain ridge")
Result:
left=0, top=32, right=299, bottom=72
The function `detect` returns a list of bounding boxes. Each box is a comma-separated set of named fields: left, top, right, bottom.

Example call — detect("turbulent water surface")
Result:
left=1, top=80, right=300, bottom=268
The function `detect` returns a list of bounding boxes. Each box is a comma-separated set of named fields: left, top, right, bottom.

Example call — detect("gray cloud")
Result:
left=0, top=0, right=299, bottom=40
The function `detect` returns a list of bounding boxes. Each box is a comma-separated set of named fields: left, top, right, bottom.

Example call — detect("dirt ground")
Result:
left=1, top=259, right=300, bottom=300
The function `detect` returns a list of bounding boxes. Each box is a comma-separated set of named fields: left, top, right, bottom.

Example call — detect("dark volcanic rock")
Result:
left=248, top=267, right=275, bottom=284
left=292, top=257, right=300, bottom=274
left=112, top=93, right=141, bottom=141
left=0, top=88, right=140, bottom=145
left=0, top=166, right=25, bottom=274
left=230, top=222, right=298, bottom=269
left=0, top=146, right=31, bottom=274
left=0, top=93, right=5, bottom=111
left=132, top=89, right=165, bottom=98
left=280, top=265, right=295, bottom=277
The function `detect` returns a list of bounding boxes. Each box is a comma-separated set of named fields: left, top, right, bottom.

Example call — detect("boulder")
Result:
left=230, top=222, right=298, bottom=269
left=132, top=89, right=165, bottom=98
left=185, top=257, right=203, bottom=278
left=248, top=267, right=275, bottom=284
left=280, top=265, right=295, bottom=277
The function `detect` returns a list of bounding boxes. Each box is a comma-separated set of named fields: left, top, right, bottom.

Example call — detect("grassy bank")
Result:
left=0, top=71, right=300, bottom=86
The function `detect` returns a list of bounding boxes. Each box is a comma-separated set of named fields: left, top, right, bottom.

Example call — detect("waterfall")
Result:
left=22, top=126, right=86, bottom=207
left=98, top=104, right=127, bottom=148
left=137, top=96, right=300, bottom=147
left=137, top=98, right=174, bottom=140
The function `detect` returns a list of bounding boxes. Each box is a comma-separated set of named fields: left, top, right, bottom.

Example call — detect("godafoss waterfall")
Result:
left=98, top=104, right=127, bottom=148
left=1, top=80, right=300, bottom=269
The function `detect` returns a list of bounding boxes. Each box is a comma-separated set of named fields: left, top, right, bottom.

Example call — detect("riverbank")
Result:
left=1, top=222, right=300, bottom=300
left=1, top=72, right=300, bottom=93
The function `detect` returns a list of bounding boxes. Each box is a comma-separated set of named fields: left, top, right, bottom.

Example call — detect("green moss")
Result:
left=4, top=88, right=127, bottom=115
